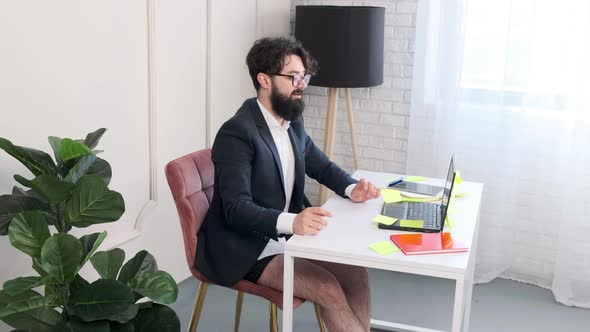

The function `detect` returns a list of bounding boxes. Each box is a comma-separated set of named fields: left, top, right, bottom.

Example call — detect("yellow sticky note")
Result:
left=402, top=197, right=427, bottom=203
left=400, top=219, right=424, bottom=228
left=369, top=241, right=400, bottom=255
left=381, top=189, right=403, bottom=203
left=402, top=197, right=440, bottom=203
left=453, top=191, right=469, bottom=198
left=373, top=214, right=398, bottom=226
left=445, top=216, right=455, bottom=229
left=403, top=176, right=426, bottom=183
left=454, top=170, right=462, bottom=185
left=447, top=200, right=457, bottom=214
left=400, top=194, right=441, bottom=203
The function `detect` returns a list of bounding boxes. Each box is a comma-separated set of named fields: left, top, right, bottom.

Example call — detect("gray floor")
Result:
left=170, top=269, right=590, bottom=332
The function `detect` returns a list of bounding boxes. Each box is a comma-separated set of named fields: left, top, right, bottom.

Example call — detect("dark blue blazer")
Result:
left=195, top=98, right=357, bottom=286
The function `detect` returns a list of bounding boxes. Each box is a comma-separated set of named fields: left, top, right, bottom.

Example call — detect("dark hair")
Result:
left=246, top=37, right=318, bottom=91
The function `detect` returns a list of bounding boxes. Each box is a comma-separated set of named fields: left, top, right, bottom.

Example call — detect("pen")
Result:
left=387, top=177, right=404, bottom=187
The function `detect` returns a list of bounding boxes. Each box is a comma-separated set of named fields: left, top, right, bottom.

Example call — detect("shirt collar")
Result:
left=257, top=99, right=290, bottom=131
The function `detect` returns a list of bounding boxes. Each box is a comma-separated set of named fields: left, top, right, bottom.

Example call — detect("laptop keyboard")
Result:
left=407, top=203, right=440, bottom=228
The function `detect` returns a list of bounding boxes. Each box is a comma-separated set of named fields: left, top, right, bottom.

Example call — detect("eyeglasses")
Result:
left=269, top=73, right=312, bottom=87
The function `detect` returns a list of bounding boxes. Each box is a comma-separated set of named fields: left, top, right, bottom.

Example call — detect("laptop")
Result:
left=378, top=156, right=456, bottom=233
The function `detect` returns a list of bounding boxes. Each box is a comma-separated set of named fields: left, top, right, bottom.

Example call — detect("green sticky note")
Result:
left=381, top=189, right=403, bottom=203
left=369, top=241, right=400, bottom=255
left=400, top=219, right=424, bottom=228
left=403, top=176, right=426, bottom=183
left=373, top=214, right=398, bottom=226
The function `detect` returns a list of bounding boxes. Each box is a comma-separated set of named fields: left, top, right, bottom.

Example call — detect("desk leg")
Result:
left=282, top=253, right=294, bottom=332
left=451, top=279, right=465, bottom=332
left=462, top=277, right=474, bottom=332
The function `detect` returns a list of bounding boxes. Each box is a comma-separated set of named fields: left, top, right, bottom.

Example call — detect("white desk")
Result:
left=282, top=170, right=483, bottom=332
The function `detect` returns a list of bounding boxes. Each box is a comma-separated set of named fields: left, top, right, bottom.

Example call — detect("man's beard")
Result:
left=270, top=85, right=305, bottom=122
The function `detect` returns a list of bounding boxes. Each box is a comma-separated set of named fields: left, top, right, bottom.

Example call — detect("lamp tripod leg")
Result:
left=344, top=88, right=359, bottom=171
left=320, top=88, right=339, bottom=204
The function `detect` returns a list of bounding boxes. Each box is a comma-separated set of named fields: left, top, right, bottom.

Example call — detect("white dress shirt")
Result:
left=256, top=99, right=355, bottom=260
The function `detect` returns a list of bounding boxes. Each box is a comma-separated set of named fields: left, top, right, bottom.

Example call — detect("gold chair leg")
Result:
left=313, top=303, right=327, bottom=332
left=234, top=291, right=244, bottom=332
left=269, top=302, right=278, bottom=332
left=188, top=282, right=208, bottom=332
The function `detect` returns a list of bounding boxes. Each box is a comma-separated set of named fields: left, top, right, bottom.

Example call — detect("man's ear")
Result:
left=257, top=73, right=271, bottom=89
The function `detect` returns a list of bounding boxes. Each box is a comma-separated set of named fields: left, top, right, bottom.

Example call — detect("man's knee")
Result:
left=353, top=266, right=369, bottom=278
left=314, top=273, right=348, bottom=306
left=345, top=266, right=369, bottom=285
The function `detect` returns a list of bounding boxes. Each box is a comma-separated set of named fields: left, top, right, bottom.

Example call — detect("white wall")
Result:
left=208, top=0, right=291, bottom=145
left=0, top=2, right=290, bottom=329
left=0, top=0, right=165, bottom=281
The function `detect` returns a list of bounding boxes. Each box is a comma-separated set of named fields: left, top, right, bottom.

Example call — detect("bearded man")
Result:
left=196, top=37, right=380, bottom=332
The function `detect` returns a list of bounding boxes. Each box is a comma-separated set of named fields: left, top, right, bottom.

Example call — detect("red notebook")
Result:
left=390, top=232, right=468, bottom=255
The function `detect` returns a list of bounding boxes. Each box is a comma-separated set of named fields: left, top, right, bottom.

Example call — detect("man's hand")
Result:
left=293, top=207, right=332, bottom=235
left=350, top=178, right=381, bottom=203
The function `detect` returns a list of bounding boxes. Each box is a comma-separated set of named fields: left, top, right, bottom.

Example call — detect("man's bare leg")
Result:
left=257, top=255, right=365, bottom=332
left=311, top=260, right=371, bottom=331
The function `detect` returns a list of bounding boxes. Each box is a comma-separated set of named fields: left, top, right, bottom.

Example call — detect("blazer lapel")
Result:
left=288, top=127, right=305, bottom=210
left=250, top=100, right=286, bottom=194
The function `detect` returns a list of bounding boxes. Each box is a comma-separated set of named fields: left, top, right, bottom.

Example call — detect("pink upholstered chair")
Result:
left=165, top=149, right=326, bottom=332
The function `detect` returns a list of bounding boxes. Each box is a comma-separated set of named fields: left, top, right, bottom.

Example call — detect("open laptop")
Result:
left=378, top=156, right=456, bottom=233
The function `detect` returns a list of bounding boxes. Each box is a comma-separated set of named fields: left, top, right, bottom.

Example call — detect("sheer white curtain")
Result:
left=407, top=0, right=590, bottom=308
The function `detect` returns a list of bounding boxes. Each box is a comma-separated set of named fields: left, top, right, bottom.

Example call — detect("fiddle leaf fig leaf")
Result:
left=110, top=321, right=134, bottom=332
left=47, top=136, right=62, bottom=163
left=40, top=234, right=83, bottom=283
left=8, top=212, right=50, bottom=258
left=128, top=271, right=178, bottom=304
left=65, top=175, right=124, bottom=227
left=83, top=128, right=107, bottom=150
left=85, top=158, right=112, bottom=186
left=57, top=317, right=110, bottom=332
left=0, top=137, right=56, bottom=176
left=0, top=194, right=47, bottom=236
left=90, top=249, right=125, bottom=280
left=2, top=277, right=45, bottom=296
left=0, top=294, right=59, bottom=318
left=65, top=155, right=97, bottom=184
left=132, top=303, right=180, bottom=332
left=69, top=279, right=135, bottom=322
left=0, top=289, right=61, bottom=332
left=60, top=138, right=92, bottom=162
left=79, top=231, right=108, bottom=267
left=13, top=175, right=74, bottom=204
left=117, top=251, right=157, bottom=284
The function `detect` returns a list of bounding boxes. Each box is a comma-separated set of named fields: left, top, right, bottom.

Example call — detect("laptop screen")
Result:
left=439, top=156, right=456, bottom=228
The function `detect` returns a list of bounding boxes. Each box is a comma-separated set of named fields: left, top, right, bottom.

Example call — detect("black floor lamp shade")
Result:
left=295, top=6, right=385, bottom=88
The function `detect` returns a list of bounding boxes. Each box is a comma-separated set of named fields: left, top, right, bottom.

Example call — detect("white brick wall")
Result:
left=290, top=0, right=418, bottom=204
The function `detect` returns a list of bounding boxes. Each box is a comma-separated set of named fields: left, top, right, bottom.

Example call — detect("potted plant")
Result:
left=0, top=129, right=180, bottom=331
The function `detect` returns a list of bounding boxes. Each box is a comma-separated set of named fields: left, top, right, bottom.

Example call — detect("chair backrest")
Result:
left=165, top=149, right=214, bottom=280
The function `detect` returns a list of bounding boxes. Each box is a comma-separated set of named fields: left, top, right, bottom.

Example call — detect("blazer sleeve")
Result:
left=302, top=126, right=357, bottom=198
left=212, top=119, right=281, bottom=240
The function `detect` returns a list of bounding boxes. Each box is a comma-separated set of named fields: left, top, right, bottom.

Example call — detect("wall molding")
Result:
left=205, top=0, right=212, bottom=147
left=132, top=0, right=158, bottom=233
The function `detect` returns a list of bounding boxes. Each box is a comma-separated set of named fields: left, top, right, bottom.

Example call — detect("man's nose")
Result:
left=297, top=79, right=308, bottom=89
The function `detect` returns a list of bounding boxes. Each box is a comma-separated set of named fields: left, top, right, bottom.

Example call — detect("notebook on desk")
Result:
left=390, top=232, right=468, bottom=255
left=378, top=156, right=456, bottom=233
